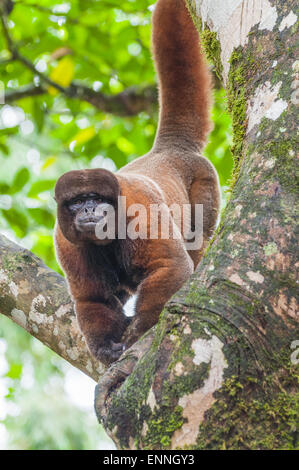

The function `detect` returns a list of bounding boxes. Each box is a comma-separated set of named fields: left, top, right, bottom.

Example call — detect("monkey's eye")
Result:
left=67, top=199, right=84, bottom=211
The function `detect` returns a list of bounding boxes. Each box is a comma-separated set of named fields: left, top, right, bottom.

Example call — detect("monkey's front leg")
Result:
left=75, top=297, right=130, bottom=366
left=122, top=253, right=193, bottom=348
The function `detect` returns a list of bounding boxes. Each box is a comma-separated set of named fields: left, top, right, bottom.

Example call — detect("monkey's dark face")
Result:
left=67, top=193, right=113, bottom=238
left=55, top=169, right=120, bottom=245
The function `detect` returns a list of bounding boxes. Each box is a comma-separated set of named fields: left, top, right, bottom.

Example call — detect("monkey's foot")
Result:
left=95, top=330, right=154, bottom=423
left=96, top=340, right=126, bottom=366
left=121, top=317, right=145, bottom=349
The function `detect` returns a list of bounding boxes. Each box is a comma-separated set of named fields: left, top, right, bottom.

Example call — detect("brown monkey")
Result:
left=54, top=0, right=220, bottom=366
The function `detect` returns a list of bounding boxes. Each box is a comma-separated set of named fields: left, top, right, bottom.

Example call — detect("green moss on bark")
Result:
left=226, top=50, right=250, bottom=187
left=144, top=405, right=184, bottom=449
left=185, top=2, right=223, bottom=79
left=195, top=367, right=299, bottom=450
left=200, top=26, right=223, bottom=80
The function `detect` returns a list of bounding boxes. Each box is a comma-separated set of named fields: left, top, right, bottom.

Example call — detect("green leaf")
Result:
left=9, top=168, right=30, bottom=194
left=27, top=180, right=56, bottom=198
left=28, top=208, right=55, bottom=229
left=6, top=363, right=23, bottom=380
left=2, top=208, right=29, bottom=237
left=0, top=182, right=10, bottom=194
left=33, top=100, right=45, bottom=133
left=0, top=127, right=19, bottom=136
left=0, top=140, right=10, bottom=156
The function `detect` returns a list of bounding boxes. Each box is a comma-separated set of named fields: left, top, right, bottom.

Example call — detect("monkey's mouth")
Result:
left=76, top=217, right=104, bottom=232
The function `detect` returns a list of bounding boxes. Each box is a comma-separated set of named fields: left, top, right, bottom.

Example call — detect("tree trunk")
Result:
left=0, top=0, right=298, bottom=450
left=94, top=0, right=298, bottom=450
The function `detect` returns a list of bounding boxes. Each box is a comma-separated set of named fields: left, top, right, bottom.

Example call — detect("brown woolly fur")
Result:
left=54, top=0, right=220, bottom=366
left=152, top=0, right=212, bottom=150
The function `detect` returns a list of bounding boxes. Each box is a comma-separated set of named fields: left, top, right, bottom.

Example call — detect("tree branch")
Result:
left=4, top=82, right=158, bottom=117
left=69, top=83, right=158, bottom=116
left=0, top=3, right=221, bottom=117
left=4, top=84, right=45, bottom=102
left=0, top=5, right=158, bottom=116
left=0, top=233, right=103, bottom=381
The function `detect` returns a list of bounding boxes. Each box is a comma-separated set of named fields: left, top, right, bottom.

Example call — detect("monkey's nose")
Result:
left=84, top=207, right=95, bottom=214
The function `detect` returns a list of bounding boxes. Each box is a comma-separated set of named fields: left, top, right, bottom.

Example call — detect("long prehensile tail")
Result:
left=152, top=0, right=212, bottom=151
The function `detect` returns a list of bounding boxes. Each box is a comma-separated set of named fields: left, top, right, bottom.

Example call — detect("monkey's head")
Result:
left=55, top=169, right=120, bottom=245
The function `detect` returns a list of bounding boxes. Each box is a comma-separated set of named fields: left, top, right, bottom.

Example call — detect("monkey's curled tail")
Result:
left=152, top=0, right=212, bottom=151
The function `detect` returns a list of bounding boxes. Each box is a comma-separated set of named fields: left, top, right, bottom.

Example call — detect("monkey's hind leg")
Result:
left=188, top=163, right=220, bottom=268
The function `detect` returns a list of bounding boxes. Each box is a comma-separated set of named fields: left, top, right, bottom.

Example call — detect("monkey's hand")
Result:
left=75, top=299, right=130, bottom=366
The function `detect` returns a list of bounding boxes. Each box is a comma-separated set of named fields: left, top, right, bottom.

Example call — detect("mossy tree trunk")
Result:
left=94, top=0, right=299, bottom=449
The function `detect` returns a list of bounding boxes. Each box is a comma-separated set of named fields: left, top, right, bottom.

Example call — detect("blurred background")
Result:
left=0, top=0, right=233, bottom=449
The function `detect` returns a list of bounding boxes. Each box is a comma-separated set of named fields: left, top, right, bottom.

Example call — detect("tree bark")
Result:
left=1, top=0, right=298, bottom=450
